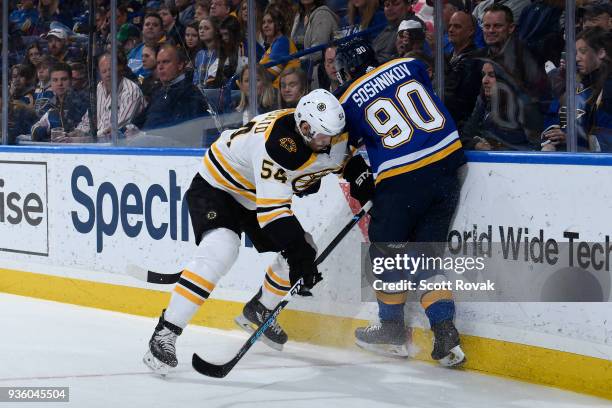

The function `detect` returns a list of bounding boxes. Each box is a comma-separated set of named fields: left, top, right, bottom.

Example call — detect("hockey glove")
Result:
left=343, top=154, right=375, bottom=206
left=282, top=235, right=322, bottom=292
left=295, top=179, right=321, bottom=198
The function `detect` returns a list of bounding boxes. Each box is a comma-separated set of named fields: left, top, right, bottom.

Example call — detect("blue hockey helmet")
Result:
left=335, top=38, right=378, bottom=84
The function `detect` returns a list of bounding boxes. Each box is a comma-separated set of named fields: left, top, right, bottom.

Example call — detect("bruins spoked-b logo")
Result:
left=206, top=211, right=217, bottom=220
left=279, top=137, right=298, bottom=153
left=317, top=103, right=326, bottom=112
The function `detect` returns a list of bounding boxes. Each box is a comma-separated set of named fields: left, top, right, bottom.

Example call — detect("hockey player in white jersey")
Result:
left=144, top=89, right=347, bottom=374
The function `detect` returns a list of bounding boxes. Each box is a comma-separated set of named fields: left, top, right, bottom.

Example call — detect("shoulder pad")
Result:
left=265, top=114, right=315, bottom=171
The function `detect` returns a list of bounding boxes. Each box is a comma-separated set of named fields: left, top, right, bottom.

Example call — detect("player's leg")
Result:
left=412, top=169, right=465, bottom=367
left=144, top=174, right=242, bottom=374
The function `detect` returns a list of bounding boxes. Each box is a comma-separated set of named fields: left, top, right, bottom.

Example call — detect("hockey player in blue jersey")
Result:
left=336, top=39, right=466, bottom=367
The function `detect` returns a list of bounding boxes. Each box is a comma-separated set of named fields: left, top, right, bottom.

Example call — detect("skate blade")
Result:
left=143, top=350, right=172, bottom=376
left=234, top=314, right=284, bottom=352
left=355, top=339, right=409, bottom=359
left=437, top=345, right=466, bottom=368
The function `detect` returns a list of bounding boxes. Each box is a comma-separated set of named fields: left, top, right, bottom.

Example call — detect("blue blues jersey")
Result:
left=339, top=58, right=463, bottom=184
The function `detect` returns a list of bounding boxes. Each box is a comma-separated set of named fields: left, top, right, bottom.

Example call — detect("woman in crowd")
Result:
left=23, top=43, right=43, bottom=71
left=279, top=66, right=307, bottom=108
left=10, top=64, right=37, bottom=109
left=33, top=55, right=55, bottom=116
left=259, top=5, right=300, bottom=88
left=193, top=16, right=220, bottom=88
left=238, top=0, right=263, bottom=45
left=140, top=44, right=161, bottom=105
left=183, top=22, right=203, bottom=70
left=213, top=16, right=244, bottom=89
left=236, top=65, right=277, bottom=124
left=541, top=27, right=612, bottom=152
left=291, top=0, right=338, bottom=65
left=340, top=0, right=386, bottom=41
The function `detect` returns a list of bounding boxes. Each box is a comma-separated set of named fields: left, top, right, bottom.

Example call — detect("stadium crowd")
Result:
left=1, top=0, right=611, bottom=151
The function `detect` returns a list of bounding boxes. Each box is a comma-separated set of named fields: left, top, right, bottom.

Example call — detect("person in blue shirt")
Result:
left=336, top=39, right=466, bottom=367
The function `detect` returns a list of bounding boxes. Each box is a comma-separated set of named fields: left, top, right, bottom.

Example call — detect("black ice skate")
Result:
left=354, top=320, right=409, bottom=358
left=431, top=319, right=466, bottom=367
left=143, top=310, right=183, bottom=375
left=235, top=291, right=288, bottom=351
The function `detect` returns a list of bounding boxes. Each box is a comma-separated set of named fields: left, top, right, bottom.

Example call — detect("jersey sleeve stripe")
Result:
left=256, top=197, right=292, bottom=206
left=208, top=148, right=256, bottom=193
left=204, top=153, right=256, bottom=202
left=376, top=140, right=462, bottom=184
left=256, top=208, right=293, bottom=225
left=182, top=269, right=216, bottom=292
left=211, top=143, right=256, bottom=190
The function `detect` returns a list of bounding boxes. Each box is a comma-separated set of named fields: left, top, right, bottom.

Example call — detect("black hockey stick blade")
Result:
left=191, top=201, right=372, bottom=378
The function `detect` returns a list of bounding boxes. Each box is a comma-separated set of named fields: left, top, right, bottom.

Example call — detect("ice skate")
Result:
left=355, top=320, right=409, bottom=358
left=235, top=293, right=288, bottom=351
left=143, top=310, right=182, bottom=375
left=431, top=319, right=466, bottom=367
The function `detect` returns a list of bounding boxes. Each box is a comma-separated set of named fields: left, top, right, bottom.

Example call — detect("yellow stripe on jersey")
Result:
left=204, top=152, right=256, bottom=202
left=332, top=132, right=349, bottom=146
left=296, top=153, right=318, bottom=171
left=174, top=285, right=205, bottom=306
left=211, top=143, right=255, bottom=190
left=256, top=197, right=292, bottom=206
left=182, top=269, right=215, bottom=292
left=257, top=208, right=293, bottom=225
left=266, top=266, right=290, bottom=287
left=375, top=140, right=462, bottom=185
left=339, top=58, right=415, bottom=104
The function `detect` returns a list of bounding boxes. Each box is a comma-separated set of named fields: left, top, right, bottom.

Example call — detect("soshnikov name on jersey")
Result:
left=351, top=63, right=412, bottom=107
left=372, top=279, right=496, bottom=292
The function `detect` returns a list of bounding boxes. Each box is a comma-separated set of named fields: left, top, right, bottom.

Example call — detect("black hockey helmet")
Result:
left=335, top=38, right=378, bottom=84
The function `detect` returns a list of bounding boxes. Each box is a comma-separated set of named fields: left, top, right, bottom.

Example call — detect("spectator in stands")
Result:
left=462, top=61, right=539, bottom=150
left=238, top=0, right=263, bottom=43
left=176, top=0, right=196, bottom=26
left=582, top=2, right=612, bottom=31
left=74, top=53, right=145, bottom=138
left=210, top=0, right=231, bottom=21
left=279, top=67, right=307, bottom=108
left=118, top=23, right=142, bottom=55
left=138, top=44, right=160, bottom=84
left=195, top=0, right=211, bottom=23
left=159, top=4, right=184, bottom=45
left=541, top=28, right=612, bottom=152
left=291, top=0, right=339, bottom=65
left=132, top=44, right=208, bottom=130
left=444, top=11, right=482, bottom=129
left=128, top=13, right=166, bottom=78
left=340, top=0, right=387, bottom=41
left=10, top=64, right=36, bottom=108
left=474, top=4, right=550, bottom=101
left=260, top=5, right=300, bottom=88
left=193, top=17, right=220, bottom=88
left=9, top=0, right=39, bottom=35
left=140, top=45, right=162, bottom=105
left=472, top=0, right=530, bottom=25
left=373, top=0, right=422, bottom=64
left=516, top=0, right=564, bottom=66
left=23, top=43, right=43, bottom=71
left=236, top=65, right=278, bottom=124
left=396, top=18, right=427, bottom=57
left=36, top=0, right=73, bottom=32
left=69, top=63, right=88, bottom=93
left=45, top=28, right=82, bottom=64
left=31, top=62, right=88, bottom=141
left=184, top=22, right=203, bottom=70
left=0, top=96, right=38, bottom=144
left=269, top=0, right=298, bottom=34
left=310, top=45, right=340, bottom=92
left=214, top=16, right=248, bottom=88
left=33, top=56, right=56, bottom=116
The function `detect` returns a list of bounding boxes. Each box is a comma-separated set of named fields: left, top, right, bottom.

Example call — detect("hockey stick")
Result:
left=192, top=200, right=373, bottom=378
left=125, top=265, right=182, bottom=284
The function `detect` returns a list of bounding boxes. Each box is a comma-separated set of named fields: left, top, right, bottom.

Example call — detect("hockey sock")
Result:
left=259, top=257, right=291, bottom=310
left=377, top=299, right=404, bottom=322
left=424, top=300, right=455, bottom=327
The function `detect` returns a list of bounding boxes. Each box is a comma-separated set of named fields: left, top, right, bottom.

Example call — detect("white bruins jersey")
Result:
left=201, top=109, right=350, bottom=229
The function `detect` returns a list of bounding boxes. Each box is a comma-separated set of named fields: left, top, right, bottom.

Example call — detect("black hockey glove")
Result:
left=282, top=236, right=322, bottom=293
left=343, top=154, right=375, bottom=206
left=295, top=179, right=321, bottom=198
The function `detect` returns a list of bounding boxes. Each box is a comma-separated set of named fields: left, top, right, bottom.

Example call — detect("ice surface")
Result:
left=0, top=293, right=609, bottom=408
